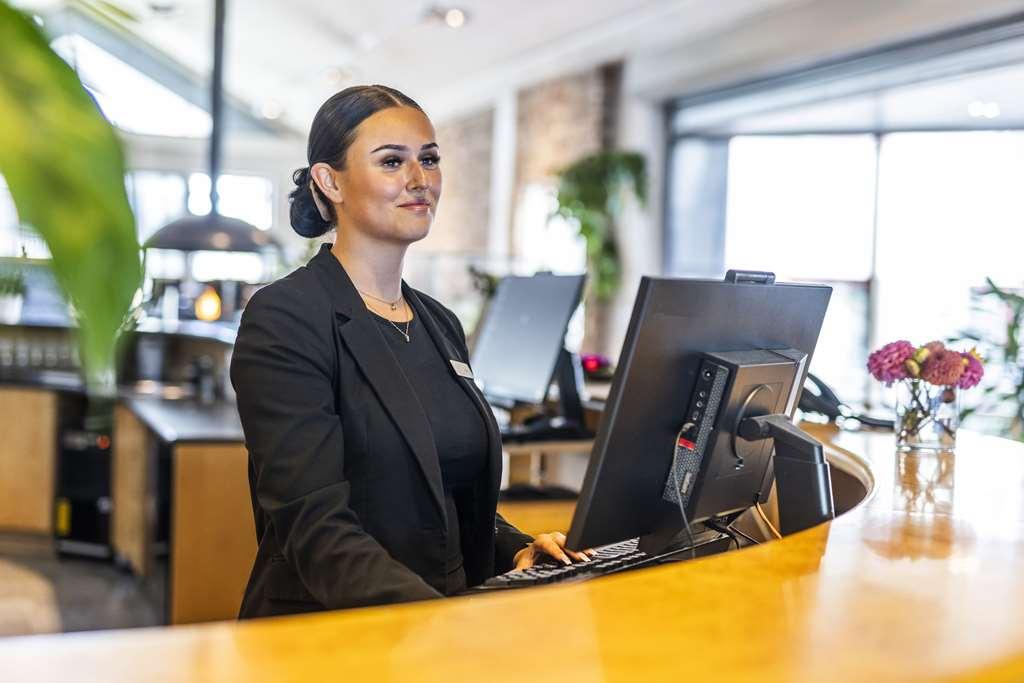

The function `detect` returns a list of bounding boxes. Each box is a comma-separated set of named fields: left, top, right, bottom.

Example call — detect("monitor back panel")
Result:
left=567, top=276, right=831, bottom=550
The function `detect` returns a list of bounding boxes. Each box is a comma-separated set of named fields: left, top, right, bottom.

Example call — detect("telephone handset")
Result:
left=799, top=372, right=895, bottom=430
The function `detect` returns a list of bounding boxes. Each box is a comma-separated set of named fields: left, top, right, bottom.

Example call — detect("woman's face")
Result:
left=319, top=106, right=441, bottom=245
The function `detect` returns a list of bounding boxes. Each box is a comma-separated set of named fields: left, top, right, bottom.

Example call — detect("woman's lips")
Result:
left=399, top=202, right=431, bottom=213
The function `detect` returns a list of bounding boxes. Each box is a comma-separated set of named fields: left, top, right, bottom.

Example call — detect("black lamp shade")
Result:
left=144, top=213, right=278, bottom=252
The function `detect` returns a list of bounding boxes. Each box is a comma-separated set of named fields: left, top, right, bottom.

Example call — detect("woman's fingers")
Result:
left=535, top=534, right=572, bottom=564
left=512, top=543, right=536, bottom=570
left=548, top=532, right=592, bottom=562
left=540, top=532, right=594, bottom=563
left=515, top=532, right=597, bottom=569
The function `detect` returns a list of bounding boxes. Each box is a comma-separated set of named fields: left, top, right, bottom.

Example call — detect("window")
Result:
left=50, top=34, right=211, bottom=138
left=874, top=131, right=1024, bottom=347
left=724, top=136, right=876, bottom=282
left=669, top=129, right=1024, bottom=411
left=126, top=171, right=187, bottom=243
left=0, top=176, right=51, bottom=259
left=186, top=174, right=274, bottom=231
left=722, top=135, right=877, bottom=403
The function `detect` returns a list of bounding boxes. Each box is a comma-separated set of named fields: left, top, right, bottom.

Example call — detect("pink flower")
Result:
left=921, top=349, right=965, bottom=386
left=867, top=340, right=915, bottom=385
left=957, top=351, right=984, bottom=390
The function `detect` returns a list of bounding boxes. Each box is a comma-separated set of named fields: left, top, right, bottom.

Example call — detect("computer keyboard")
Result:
left=472, top=538, right=655, bottom=591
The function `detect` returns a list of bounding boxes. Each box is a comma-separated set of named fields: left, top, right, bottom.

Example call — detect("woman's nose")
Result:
left=406, top=163, right=427, bottom=190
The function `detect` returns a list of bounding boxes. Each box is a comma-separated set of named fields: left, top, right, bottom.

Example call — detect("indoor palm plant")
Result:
left=951, top=278, right=1024, bottom=441
left=552, top=150, right=645, bottom=354
left=0, top=2, right=143, bottom=395
left=552, top=151, right=646, bottom=302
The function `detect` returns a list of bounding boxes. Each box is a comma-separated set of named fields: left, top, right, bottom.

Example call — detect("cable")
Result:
left=670, top=463, right=697, bottom=560
left=754, top=502, right=782, bottom=540
left=705, top=519, right=740, bottom=550
left=728, top=525, right=760, bottom=547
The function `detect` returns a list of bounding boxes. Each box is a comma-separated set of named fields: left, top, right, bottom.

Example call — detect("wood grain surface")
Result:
left=4, top=428, right=1024, bottom=683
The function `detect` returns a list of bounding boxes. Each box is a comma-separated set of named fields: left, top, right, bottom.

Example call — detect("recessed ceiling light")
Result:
left=444, top=8, right=466, bottom=28
left=323, top=66, right=350, bottom=87
left=260, top=99, right=283, bottom=120
left=423, top=6, right=469, bottom=28
left=967, top=100, right=1000, bottom=119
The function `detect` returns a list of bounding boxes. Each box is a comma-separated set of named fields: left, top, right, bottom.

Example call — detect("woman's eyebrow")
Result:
left=370, top=142, right=439, bottom=153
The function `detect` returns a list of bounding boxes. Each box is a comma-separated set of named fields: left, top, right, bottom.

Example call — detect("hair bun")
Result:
left=288, top=166, right=332, bottom=238
left=293, top=166, right=311, bottom=186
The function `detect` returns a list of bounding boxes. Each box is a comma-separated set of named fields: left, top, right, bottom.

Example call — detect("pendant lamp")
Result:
left=145, top=0, right=277, bottom=254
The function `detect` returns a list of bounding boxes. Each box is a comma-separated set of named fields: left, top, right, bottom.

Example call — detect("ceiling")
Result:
left=20, top=0, right=803, bottom=132
left=722, top=61, right=1024, bottom=134
left=15, top=0, right=1024, bottom=136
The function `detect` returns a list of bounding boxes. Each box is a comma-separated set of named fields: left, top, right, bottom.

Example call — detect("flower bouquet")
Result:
left=868, top=340, right=985, bottom=450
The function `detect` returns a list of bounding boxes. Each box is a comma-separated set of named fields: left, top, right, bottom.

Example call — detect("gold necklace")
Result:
left=370, top=298, right=411, bottom=343
left=357, top=287, right=402, bottom=311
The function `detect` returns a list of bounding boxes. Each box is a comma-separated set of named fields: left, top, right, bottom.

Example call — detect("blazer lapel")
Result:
left=307, top=245, right=447, bottom=527
left=405, top=286, right=504, bottom=500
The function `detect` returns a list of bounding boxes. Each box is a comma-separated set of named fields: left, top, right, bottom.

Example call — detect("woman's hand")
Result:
left=512, top=532, right=597, bottom=570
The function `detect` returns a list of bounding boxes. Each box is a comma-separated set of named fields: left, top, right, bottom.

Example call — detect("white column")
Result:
left=487, top=89, right=517, bottom=260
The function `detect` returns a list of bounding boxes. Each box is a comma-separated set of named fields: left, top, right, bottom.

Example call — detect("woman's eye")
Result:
left=421, top=155, right=440, bottom=168
left=381, top=156, right=403, bottom=168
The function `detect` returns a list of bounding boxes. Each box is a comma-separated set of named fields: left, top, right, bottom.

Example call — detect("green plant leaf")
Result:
left=552, top=151, right=646, bottom=301
left=0, top=3, right=142, bottom=394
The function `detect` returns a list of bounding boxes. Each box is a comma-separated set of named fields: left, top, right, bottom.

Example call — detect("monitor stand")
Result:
left=639, top=416, right=835, bottom=555
left=499, top=348, right=593, bottom=443
left=499, top=349, right=594, bottom=502
left=737, top=414, right=835, bottom=535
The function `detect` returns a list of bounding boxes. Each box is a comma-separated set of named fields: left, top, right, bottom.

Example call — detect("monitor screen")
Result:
left=470, top=273, right=584, bottom=406
left=566, top=275, right=831, bottom=551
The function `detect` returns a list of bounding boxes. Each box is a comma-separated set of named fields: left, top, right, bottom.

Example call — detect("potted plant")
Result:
left=552, top=150, right=645, bottom=352
left=0, top=3, right=143, bottom=395
left=951, top=277, right=1023, bottom=441
left=0, top=263, right=25, bottom=324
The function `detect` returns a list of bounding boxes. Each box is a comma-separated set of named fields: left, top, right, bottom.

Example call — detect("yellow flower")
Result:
left=912, top=347, right=930, bottom=364
left=904, top=358, right=921, bottom=378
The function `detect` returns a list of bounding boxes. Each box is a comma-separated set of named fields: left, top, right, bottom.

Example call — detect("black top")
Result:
left=372, top=307, right=489, bottom=595
left=231, top=244, right=535, bottom=618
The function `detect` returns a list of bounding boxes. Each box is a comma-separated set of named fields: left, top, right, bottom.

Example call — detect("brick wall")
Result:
left=420, top=107, right=494, bottom=253
left=514, top=70, right=604, bottom=217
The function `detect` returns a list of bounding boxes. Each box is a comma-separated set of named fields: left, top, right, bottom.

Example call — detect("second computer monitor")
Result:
left=470, top=273, right=585, bottom=407
left=566, top=274, right=831, bottom=552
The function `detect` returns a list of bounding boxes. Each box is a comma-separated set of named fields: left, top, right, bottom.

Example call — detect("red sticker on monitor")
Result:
left=677, top=437, right=696, bottom=450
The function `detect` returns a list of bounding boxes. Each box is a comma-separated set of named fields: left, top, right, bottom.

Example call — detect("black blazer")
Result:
left=231, top=244, right=534, bottom=618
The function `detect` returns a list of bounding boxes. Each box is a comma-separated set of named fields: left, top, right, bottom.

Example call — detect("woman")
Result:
left=231, top=85, right=590, bottom=619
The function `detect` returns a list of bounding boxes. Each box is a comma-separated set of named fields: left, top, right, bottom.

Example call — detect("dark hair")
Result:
left=289, top=85, right=425, bottom=238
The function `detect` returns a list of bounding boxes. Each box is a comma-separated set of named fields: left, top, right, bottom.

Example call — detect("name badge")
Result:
left=450, top=360, right=474, bottom=379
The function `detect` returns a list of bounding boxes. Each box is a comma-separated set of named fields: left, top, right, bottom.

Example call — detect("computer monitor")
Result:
left=471, top=273, right=585, bottom=408
left=566, top=272, right=832, bottom=554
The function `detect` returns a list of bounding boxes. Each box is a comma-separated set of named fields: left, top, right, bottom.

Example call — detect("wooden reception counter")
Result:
left=3, top=427, right=1024, bottom=682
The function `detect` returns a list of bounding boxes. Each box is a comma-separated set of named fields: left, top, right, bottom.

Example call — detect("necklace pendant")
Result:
left=403, top=333, right=410, bottom=343
left=390, top=303, right=398, bottom=311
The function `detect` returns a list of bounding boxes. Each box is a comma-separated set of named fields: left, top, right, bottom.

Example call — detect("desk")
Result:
left=111, top=398, right=255, bottom=625
left=0, top=385, right=58, bottom=535
left=503, top=438, right=593, bottom=488
left=4, top=427, right=1024, bottom=681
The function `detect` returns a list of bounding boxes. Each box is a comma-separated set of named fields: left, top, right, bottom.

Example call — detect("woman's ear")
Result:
left=310, top=163, right=342, bottom=204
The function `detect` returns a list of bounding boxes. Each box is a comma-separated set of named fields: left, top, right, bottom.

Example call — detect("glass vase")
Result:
left=894, top=379, right=959, bottom=451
